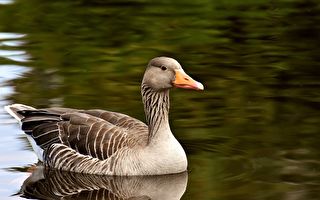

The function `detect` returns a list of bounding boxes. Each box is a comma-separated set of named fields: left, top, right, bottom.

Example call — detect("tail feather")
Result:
left=21, top=116, right=60, bottom=133
left=4, top=104, right=36, bottom=125
left=4, top=104, right=62, bottom=161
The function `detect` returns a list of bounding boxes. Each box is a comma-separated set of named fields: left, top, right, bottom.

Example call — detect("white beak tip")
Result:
left=196, top=82, right=204, bottom=90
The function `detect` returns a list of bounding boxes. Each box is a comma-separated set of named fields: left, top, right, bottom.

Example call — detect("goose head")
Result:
left=142, top=57, right=204, bottom=91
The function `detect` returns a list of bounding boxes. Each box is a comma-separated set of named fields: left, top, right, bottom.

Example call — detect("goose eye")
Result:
left=161, top=66, right=167, bottom=71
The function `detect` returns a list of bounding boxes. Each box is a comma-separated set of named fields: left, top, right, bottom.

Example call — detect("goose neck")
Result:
left=141, top=84, right=170, bottom=142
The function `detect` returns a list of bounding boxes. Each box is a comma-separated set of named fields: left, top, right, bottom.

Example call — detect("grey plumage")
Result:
left=5, top=57, right=203, bottom=175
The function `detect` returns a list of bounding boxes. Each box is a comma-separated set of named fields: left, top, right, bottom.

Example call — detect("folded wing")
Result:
left=9, top=105, right=148, bottom=161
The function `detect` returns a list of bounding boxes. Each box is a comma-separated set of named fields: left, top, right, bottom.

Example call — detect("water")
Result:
left=0, top=0, right=319, bottom=199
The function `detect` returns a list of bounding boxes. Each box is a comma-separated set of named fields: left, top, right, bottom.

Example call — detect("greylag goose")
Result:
left=5, top=57, right=204, bottom=175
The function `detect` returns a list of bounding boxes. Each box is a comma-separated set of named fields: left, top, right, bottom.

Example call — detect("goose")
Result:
left=5, top=57, right=204, bottom=175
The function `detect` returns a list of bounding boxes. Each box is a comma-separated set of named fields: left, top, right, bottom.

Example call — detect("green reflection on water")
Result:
left=0, top=0, right=319, bottom=199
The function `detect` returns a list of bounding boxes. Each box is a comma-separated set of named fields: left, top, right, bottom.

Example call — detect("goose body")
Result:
left=5, top=57, right=204, bottom=175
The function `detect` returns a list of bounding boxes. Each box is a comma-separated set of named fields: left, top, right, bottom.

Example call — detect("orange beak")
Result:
left=173, top=69, right=204, bottom=90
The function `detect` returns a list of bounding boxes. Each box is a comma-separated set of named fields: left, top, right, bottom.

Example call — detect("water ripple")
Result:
left=0, top=33, right=24, bottom=39
left=0, top=32, right=30, bottom=62
left=0, top=64, right=30, bottom=82
left=0, top=0, right=14, bottom=5
left=0, top=40, right=26, bottom=47
left=0, top=65, right=30, bottom=123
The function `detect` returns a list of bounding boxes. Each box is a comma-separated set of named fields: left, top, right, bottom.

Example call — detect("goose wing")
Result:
left=18, top=107, right=148, bottom=160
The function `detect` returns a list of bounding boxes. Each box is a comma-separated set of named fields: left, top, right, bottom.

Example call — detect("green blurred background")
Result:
left=0, top=0, right=319, bottom=199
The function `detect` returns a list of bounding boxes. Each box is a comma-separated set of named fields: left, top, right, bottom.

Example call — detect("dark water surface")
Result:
left=0, top=0, right=319, bottom=199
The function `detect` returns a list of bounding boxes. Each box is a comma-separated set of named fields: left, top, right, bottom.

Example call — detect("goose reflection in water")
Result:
left=20, top=166, right=188, bottom=200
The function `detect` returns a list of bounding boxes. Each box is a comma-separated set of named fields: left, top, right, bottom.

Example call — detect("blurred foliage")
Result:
left=0, top=0, right=320, bottom=199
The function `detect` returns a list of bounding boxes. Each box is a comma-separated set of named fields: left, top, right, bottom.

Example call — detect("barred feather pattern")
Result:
left=5, top=105, right=150, bottom=174
left=43, top=110, right=149, bottom=175
left=6, top=83, right=180, bottom=175
left=5, top=57, right=193, bottom=175
left=141, top=84, right=170, bottom=142
left=58, top=112, right=129, bottom=160
left=45, top=143, right=115, bottom=175
left=18, top=110, right=61, bottom=149
left=18, top=109, right=148, bottom=158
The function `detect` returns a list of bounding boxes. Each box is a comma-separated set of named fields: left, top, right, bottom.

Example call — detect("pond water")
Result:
left=0, top=0, right=319, bottom=199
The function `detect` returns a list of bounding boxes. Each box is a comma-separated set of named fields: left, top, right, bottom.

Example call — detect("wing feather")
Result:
left=57, top=111, right=148, bottom=160
left=12, top=107, right=148, bottom=161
